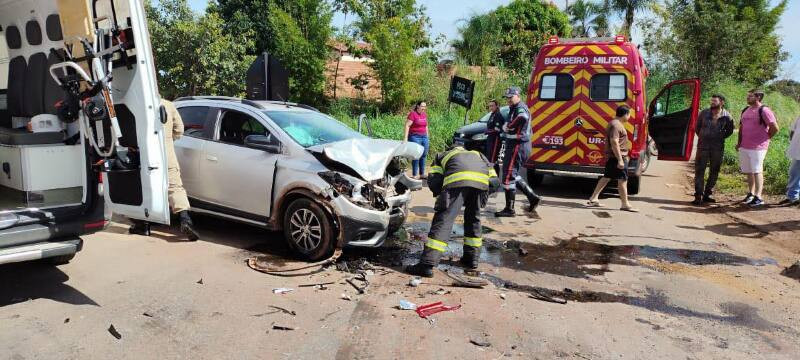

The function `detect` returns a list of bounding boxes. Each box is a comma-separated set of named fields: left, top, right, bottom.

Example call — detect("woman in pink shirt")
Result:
left=404, top=101, right=429, bottom=179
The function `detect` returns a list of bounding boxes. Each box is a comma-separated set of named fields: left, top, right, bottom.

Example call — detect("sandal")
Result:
left=585, top=200, right=602, bottom=207
left=620, top=207, right=640, bottom=213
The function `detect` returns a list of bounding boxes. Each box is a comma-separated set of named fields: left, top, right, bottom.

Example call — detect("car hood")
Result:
left=308, top=139, right=424, bottom=181
left=458, top=121, right=487, bottom=136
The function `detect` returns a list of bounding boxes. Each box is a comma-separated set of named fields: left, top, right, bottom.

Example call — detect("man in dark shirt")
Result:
left=484, top=99, right=505, bottom=166
left=693, top=94, right=734, bottom=205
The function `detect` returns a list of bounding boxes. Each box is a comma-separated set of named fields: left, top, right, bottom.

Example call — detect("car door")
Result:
left=200, top=107, right=279, bottom=220
left=647, top=79, right=702, bottom=161
left=174, top=105, right=215, bottom=199
left=96, top=0, right=170, bottom=224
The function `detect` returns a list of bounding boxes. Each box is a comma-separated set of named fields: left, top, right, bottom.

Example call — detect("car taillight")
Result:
left=84, top=220, right=107, bottom=230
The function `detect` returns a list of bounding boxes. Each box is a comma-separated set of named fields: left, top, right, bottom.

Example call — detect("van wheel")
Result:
left=47, top=254, right=75, bottom=265
left=283, top=198, right=334, bottom=261
left=627, top=176, right=641, bottom=195
left=527, top=168, right=545, bottom=187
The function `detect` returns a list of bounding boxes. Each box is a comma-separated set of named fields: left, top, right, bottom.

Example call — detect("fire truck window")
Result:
left=590, top=74, right=626, bottom=101
left=539, top=74, right=573, bottom=101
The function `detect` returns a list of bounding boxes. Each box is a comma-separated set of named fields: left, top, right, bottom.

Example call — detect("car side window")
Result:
left=176, top=106, right=211, bottom=138
left=218, top=110, right=269, bottom=145
left=590, top=74, right=626, bottom=101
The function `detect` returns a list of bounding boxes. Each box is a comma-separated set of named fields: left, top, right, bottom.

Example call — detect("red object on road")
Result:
left=415, top=301, right=462, bottom=318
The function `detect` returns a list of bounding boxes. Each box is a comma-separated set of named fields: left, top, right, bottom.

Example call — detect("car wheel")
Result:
left=627, top=176, right=641, bottom=195
left=283, top=198, right=334, bottom=261
left=46, top=254, right=75, bottom=265
left=526, top=168, right=545, bottom=187
left=647, top=136, right=658, bottom=157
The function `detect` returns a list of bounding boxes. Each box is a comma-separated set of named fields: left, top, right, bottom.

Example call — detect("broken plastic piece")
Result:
left=273, top=288, right=294, bottom=294
left=415, top=301, right=461, bottom=318
left=108, top=324, right=122, bottom=339
left=409, top=278, right=422, bottom=287
left=398, top=300, right=417, bottom=310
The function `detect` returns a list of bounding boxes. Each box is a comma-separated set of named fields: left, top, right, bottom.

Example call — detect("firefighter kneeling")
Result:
left=406, top=146, right=500, bottom=278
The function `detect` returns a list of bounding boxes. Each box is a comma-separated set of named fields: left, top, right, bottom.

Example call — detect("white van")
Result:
left=0, top=0, right=168, bottom=265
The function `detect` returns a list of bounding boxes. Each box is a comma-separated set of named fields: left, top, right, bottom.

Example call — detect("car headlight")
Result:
left=472, top=133, right=488, bottom=141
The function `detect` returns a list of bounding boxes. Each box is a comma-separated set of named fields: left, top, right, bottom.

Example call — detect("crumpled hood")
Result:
left=308, top=139, right=424, bottom=181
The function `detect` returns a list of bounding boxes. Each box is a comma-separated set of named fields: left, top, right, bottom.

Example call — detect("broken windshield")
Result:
left=265, top=110, right=366, bottom=147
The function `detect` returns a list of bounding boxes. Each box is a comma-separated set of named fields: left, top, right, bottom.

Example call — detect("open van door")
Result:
left=72, top=0, right=170, bottom=224
left=647, top=79, right=701, bottom=161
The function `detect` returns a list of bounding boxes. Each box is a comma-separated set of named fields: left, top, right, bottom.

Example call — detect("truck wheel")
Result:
left=627, top=176, right=641, bottom=195
left=46, top=254, right=76, bottom=265
left=283, top=198, right=334, bottom=261
left=527, top=168, right=545, bottom=187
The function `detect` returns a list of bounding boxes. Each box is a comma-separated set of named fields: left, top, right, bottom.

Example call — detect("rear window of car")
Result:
left=539, top=74, right=573, bottom=101
left=176, top=106, right=210, bottom=138
left=590, top=74, right=626, bottom=101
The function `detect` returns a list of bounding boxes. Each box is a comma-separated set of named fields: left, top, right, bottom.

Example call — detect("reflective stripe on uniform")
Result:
left=425, top=238, right=448, bottom=252
left=464, top=237, right=482, bottom=247
left=443, top=171, right=490, bottom=186
left=430, top=165, right=443, bottom=174
left=488, top=168, right=498, bottom=177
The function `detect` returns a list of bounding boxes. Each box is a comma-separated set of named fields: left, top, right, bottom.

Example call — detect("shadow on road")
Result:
left=0, top=262, right=98, bottom=307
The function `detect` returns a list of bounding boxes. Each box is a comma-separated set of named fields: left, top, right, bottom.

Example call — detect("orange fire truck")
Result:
left=524, top=35, right=701, bottom=194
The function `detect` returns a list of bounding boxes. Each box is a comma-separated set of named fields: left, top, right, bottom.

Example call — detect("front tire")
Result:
left=283, top=198, right=334, bottom=261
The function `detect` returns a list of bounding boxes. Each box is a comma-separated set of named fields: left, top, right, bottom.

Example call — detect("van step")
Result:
left=0, top=238, right=80, bottom=265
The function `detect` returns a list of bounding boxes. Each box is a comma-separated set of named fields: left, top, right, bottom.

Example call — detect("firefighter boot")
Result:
left=129, top=220, right=151, bottom=236
left=179, top=211, right=200, bottom=241
left=494, top=190, right=516, bottom=217
left=516, top=180, right=541, bottom=212
left=459, top=246, right=479, bottom=270
left=405, top=246, right=442, bottom=278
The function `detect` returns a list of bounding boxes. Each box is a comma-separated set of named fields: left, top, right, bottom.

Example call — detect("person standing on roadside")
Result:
left=737, top=89, right=780, bottom=207
left=484, top=99, right=505, bottom=173
left=494, top=87, right=541, bottom=217
left=404, top=101, right=430, bottom=179
left=587, top=105, right=638, bottom=212
left=692, top=94, right=735, bottom=205
left=778, top=115, right=800, bottom=206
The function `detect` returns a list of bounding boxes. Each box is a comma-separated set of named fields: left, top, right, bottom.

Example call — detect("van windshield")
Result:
left=265, top=110, right=366, bottom=147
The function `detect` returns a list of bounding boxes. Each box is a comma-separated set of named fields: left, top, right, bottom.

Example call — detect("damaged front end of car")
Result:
left=310, top=139, right=424, bottom=247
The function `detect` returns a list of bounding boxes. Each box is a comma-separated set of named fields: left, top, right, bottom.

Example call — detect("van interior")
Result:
left=1, top=0, right=168, bottom=221
left=0, top=0, right=89, bottom=212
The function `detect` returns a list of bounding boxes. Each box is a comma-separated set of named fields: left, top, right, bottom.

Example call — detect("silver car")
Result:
left=173, top=97, right=423, bottom=260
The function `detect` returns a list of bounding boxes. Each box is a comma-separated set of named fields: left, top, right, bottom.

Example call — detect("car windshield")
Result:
left=265, top=110, right=366, bottom=147
left=477, top=106, right=511, bottom=122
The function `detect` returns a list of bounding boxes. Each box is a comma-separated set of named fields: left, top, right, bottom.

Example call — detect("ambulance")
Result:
left=524, top=35, right=701, bottom=194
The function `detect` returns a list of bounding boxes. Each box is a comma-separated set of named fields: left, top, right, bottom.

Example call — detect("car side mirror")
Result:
left=244, top=134, right=281, bottom=154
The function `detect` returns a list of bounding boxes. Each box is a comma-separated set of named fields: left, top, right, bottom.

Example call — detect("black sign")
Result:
left=448, top=76, right=475, bottom=109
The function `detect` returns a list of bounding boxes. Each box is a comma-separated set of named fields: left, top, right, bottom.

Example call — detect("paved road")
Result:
left=1, top=159, right=799, bottom=359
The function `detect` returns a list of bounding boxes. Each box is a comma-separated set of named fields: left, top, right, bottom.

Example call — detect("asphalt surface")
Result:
left=1, top=159, right=799, bottom=359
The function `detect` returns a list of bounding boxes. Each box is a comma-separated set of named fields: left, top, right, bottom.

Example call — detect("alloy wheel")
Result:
left=289, top=208, right=322, bottom=252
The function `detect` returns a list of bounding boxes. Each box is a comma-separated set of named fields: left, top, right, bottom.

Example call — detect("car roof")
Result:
left=174, top=96, right=319, bottom=112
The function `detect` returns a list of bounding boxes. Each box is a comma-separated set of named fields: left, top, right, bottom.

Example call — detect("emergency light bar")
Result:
left=548, top=36, right=559, bottom=44
left=615, top=35, right=626, bottom=44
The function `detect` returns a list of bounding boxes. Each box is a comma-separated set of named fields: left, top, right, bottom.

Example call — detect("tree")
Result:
left=612, top=0, right=655, bottom=37
left=210, top=0, right=333, bottom=106
left=769, top=79, right=800, bottom=103
left=146, top=0, right=254, bottom=99
left=641, top=0, right=788, bottom=86
left=452, top=0, right=571, bottom=74
left=349, top=0, right=431, bottom=111
left=593, top=0, right=612, bottom=37
left=567, top=0, right=600, bottom=37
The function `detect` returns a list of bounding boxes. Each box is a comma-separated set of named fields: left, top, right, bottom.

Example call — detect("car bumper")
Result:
left=0, top=236, right=82, bottom=265
left=330, top=191, right=411, bottom=248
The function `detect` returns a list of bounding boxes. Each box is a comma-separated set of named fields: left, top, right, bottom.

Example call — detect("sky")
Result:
left=187, top=0, right=800, bottom=81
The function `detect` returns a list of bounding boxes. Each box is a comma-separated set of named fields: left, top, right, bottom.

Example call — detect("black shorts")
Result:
left=603, top=156, right=629, bottom=180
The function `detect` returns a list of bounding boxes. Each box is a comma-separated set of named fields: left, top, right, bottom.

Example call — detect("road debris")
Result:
left=499, top=293, right=507, bottom=300
left=341, top=293, right=352, bottom=301
left=298, top=282, right=335, bottom=288
left=272, top=288, right=294, bottom=294
left=415, top=301, right=462, bottom=318
left=346, top=279, right=367, bottom=294
left=469, top=338, right=492, bottom=347
left=271, top=324, right=295, bottom=331
left=142, top=312, right=154, bottom=318
left=592, top=211, right=612, bottom=219
left=428, top=288, right=450, bottom=296
left=63, top=318, right=69, bottom=324
left=248, top=249, right=342, bottom=277
left=409, top=278, right=422, bottom=287
left=196, top=278, right=203, bottom=284
left=398, top=300, right=417, bottom=310
left=445, top=271, right=489, bottom=288
left=269, top=306, right=297, bottom=316
left=782, top=261, right=800, bottom=281
left=108, top=324, right=122, bottom=340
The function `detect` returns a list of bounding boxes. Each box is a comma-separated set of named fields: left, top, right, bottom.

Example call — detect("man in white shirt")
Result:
left=780, top=116, right=800, bottom=206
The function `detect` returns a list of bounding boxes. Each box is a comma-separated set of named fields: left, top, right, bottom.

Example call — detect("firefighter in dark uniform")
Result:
left=484, top=99, right=505, bottom=167
left=406, top=146, right=500, bottom=277
left=495, top=86, right=541, bottom=217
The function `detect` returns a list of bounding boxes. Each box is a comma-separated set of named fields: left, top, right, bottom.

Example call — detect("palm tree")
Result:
left=567, top=0, right=600, bottom=37
left=612, top=0, right=655, bottom=37
left=593, top=0, right=612, bottom=37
